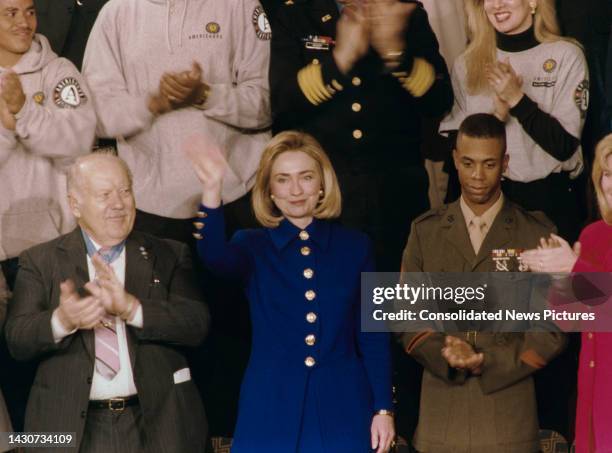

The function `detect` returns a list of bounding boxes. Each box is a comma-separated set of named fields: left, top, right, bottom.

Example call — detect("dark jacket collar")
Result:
left=268, top=217, right=331, bottom=251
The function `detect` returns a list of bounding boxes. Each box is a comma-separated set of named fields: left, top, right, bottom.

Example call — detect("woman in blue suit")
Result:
left=185, top=131, right=394, bottom=453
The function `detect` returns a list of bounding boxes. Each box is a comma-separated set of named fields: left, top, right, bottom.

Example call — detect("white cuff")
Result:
left=126, top=304, right=143, bottom=329
left=51, top=309, right=77, bottom=343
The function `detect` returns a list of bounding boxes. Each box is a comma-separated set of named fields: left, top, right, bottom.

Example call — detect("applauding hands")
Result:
left=442, top=335, right=484, bottom=375
left=0, top=71, right=26, bottom=130
left=149, top=61, right=210, bottom=115
left=333, top=0, right=417, bottom=73
left=486, top=58, right=524, bottom=120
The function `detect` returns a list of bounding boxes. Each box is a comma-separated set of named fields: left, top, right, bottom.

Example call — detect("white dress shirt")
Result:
left=50, top=238, right=143, bottom=399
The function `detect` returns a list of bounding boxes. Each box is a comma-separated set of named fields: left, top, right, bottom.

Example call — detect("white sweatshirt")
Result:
left=0, top=35, right=95, bottom=260
left=83, top=0, right=272, bottom=218
left=441, top=40, right=587, bottom=183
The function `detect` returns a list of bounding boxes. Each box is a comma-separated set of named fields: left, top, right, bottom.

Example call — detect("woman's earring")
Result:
left=270, top=194, right=275, bottom=200
left=318, top=189, right=324, bottom=197
left=529, top=1, right=537, bottom=15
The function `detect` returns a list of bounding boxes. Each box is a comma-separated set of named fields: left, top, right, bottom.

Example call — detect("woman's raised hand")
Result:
left=183, top=133, right=228, bottom=208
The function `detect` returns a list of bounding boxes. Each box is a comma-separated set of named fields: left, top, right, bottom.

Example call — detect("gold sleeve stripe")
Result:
left=401, top=58, right=436, bottom=98
left=297, top=66, right=320, bottom=105
left=297, top=63, right=334, bottom=106
left=331, top=79, right=344, bottom=91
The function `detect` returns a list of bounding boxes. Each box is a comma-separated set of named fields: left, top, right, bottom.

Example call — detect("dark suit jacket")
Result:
left=34, top=0, right=109, bottom=69
left=399, top=199, right=567, bottom=453
left=5, top=228, right=209, bottom=453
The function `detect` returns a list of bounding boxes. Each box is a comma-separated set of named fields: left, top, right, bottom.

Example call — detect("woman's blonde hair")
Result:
left=592, top=134, right=612, bottom=224
left=252, top=131, right=342, bottom=228
left=463, top=0, right=563, bottom=93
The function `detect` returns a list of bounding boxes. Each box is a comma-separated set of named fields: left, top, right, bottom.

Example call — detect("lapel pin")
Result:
left=321, top=14, right=332, bottom=22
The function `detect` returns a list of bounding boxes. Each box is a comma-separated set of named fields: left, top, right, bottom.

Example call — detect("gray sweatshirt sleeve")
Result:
left=14, top=58, right=95, bottom=161
left=201, top=0, right=271, bottom=130
left=82, top=5, right=154, bottom=139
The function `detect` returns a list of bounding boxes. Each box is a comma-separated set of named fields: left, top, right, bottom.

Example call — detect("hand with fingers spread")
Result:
left=486, top=58, right=524, bottom=108
left=371, top=413, right=395, bottom=453
left=366, top=0, right=416, bottom=63
left=520, top=233, right=581, bottom=273
left=333, top=1, right=369, bottom=74
left=1, top=71, right=26, bottom=115
left=183, top=133, right=228, bottom=208
left=442, top=335, right=484, bottom=375
left=54, top=279, right=106, bottom=331
left=86, top=254, right=140, bottom=320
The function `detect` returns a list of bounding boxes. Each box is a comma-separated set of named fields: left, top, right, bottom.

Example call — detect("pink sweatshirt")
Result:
left=0, top=35, right=95, bottom=260
left=83, top=0, right=272, bottom=218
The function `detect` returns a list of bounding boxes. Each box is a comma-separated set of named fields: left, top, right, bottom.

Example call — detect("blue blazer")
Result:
left=195, top=206, right=392, bottom=453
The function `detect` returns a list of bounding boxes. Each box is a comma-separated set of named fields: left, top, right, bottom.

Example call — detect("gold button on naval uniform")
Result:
left=306, top=312, right=317, bottom=323
left=299, top=230, right=310, bottom=241
left=305, top=290, right=316, bottom=301
left=301, top=246, right=311, bottom=256
left=353, top=129, right=363, bottom=139
left=305, top=334, right=316, bottom=346
left=303, top=268, right=314, bottom=279
left=305, top=356, right=316, bottom=367
left=351, top=102, right=362, bottom=112
left=590, top=360, right=595, bottom=368
left=352, top=77, right=361, bottom=86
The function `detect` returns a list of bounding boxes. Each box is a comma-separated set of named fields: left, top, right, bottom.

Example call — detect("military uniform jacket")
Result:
left=270, top=0, right=453, bottom=172
left=399, top=198, right=567, bottom=453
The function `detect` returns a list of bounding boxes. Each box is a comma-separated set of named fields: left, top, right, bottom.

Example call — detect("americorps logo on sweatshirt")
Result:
left=189, top=22, right=223, bottom=40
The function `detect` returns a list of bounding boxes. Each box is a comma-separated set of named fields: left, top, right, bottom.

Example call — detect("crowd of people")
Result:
left=0, top=0, right=610, bottom=452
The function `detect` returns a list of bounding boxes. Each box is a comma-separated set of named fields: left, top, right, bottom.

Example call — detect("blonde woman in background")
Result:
left=441, top=0, right=588, bottom=242
left=522, top=134, right=612, bottom=453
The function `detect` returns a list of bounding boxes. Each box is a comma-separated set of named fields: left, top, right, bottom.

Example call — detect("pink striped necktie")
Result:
left=93, top=247, right=120, bottom=380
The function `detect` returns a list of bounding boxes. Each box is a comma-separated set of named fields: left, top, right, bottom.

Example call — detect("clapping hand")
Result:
left=160, top=62, right=209, bottom=107
left=486, top=58, right=524, bottom=108
left=0, top=71, right=24, bottom=130
left=520, top=234, right=581, bottom=273
left=1, top=71, right=26, bottom=114
left=442, top=335, right=484, bottom=375
left=55, top=279, right=106, bottom=331
left=183, top=133, right=228, bottom=208
left=84, top=254, right=139, bottom=321
left=149, top=61, right=209, bottom=115
left=367, top=0, right=416, bottom=60
left=333, top=1, right=370, bottom=74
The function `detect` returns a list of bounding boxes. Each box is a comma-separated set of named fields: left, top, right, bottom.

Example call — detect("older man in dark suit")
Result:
left=399, top=114, right=567, bottom=453
left=5, top=153, right=209, bottom=453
